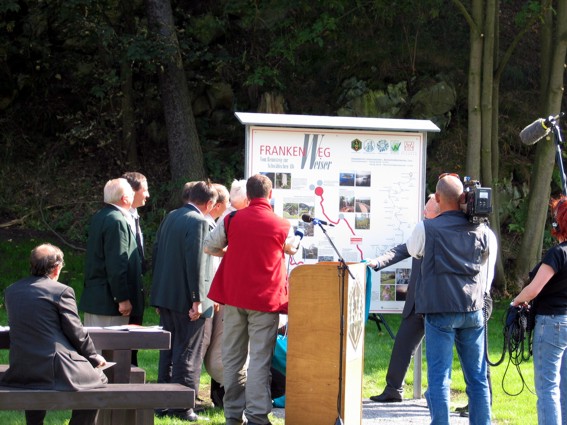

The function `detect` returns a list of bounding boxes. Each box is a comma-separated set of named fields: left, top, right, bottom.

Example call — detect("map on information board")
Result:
left=245, top=124, right=426, bottom=313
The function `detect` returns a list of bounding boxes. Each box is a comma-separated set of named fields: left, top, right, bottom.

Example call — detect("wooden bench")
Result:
left=0, top=364, right=146, bottom=383
left=0, top=383, right=195, bottom=425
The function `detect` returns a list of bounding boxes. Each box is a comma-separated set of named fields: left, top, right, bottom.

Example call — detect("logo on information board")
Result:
left=363, top=139, right=375, bottom=152
left=391, top=142, right=401, bottom=152
left=351, top=138, right=362, bottom=152
left=300, top=133, right=332, bottom=170
left=404, top=141, right=415, bottom=151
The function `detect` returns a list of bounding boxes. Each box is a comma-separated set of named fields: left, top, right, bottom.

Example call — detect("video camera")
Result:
left=463, top=176, right=492, bottom=224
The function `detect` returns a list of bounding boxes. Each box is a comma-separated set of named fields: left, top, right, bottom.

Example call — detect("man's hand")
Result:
left=364, top=258, right=378, bottom=268
left=189, top=302, right=202, bottom=321
left=284, top=242, right=299, bottom=256
left=204, top=246, right=226, bottom=257
left=94, top=354, right=107, bottom=368
left=118, top=300, right=132, bottom=316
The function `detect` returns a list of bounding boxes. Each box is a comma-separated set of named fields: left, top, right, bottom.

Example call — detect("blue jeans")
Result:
left=534, top=314, right=567, bottom=425
left=425, top=310, right=491, bottom=425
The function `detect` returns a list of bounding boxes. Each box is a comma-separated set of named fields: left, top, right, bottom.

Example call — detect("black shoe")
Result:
left=210, top=378, right=225, bottom=408
left=455, top=404, right=469, bottom=413
left=460, top=411, right=469, bottom=418
left=369, top=392, right=402, bottom=403
left=154, top=409, right=168, bottom=418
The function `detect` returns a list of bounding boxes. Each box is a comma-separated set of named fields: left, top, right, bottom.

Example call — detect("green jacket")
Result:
left=79, top=204, right=143, bottom=316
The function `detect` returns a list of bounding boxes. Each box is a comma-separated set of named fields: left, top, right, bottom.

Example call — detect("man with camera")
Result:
left=407, top=173, right=496, bottom=425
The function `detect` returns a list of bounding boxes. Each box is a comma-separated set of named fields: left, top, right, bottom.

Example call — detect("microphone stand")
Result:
left=313, top=219, right=353, bottom=425
left=550, top=113, right=567, bottom=195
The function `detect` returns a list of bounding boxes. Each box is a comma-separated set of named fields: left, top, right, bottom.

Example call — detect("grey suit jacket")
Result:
left=1, top=276, right=108, bottom=391
left=150, top=204, right=215, bottom=317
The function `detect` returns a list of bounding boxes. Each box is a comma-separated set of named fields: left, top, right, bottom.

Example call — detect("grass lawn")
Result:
left=0, top=234, right=537, bottom=424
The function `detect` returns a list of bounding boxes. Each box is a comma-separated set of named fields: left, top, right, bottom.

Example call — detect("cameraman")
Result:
left=407, top=173, right=496, bottom=425
left=512, top=196, right=567, bottom=425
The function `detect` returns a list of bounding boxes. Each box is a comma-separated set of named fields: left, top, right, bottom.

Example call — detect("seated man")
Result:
left=0, top=243, right=108, bottom=425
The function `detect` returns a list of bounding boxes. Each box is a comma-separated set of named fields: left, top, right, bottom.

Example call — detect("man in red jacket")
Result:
left=205, top=174, right=297, bottom=425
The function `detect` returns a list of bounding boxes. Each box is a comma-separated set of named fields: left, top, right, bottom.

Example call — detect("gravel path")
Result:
left=272, top=398, right=472, bottom=424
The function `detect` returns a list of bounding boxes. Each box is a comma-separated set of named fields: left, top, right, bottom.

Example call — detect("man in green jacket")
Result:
left=79, top=178, right=144, bottom=327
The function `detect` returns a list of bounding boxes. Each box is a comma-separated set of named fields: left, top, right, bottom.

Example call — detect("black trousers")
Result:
left=157, top=308, right=206, bottom=412
left=25, top=410, right=98, bottom=425
left=383, top=308, right=425, bottom=395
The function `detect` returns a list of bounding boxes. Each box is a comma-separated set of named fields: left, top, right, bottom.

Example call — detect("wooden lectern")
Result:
left=286, top=262, right=366, bottom=425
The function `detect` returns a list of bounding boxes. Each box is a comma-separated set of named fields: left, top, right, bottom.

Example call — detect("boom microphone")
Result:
left=301, top=214, right=335, bottom=227
left=519, top=115, right=559, bottom=146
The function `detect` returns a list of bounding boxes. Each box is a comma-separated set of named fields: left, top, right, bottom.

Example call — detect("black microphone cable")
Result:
left=484, top=302, right=535, bottom=396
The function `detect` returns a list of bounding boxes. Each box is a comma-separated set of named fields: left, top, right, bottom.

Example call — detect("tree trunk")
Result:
left=515, top=0, right=567, bottom=282
left=480, top=0, right=495, bottom=187
left=258, top=92, right=286, bottom=114
left=481, top=0, right=507, bottom=294
left=119, top=1, right=139, bottom=167
left=120, top=60, right=139, bottom=167
left=465, top=0, right=483, bottom=178
left=145, top=0, right=206, bottom=184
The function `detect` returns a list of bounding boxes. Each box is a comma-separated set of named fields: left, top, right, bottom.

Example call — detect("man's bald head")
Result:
left=436, top=175, right=464, bottom=211
left=30, top=243, right=64, bottom=278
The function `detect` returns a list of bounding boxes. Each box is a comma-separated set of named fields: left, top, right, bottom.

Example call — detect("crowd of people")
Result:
left=1, top=173, right=295, bottom=425
left=3, top=171, right=567, bottom=425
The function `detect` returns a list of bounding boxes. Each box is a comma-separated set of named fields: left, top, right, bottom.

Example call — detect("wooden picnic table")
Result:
left=0, top=326, right=173, bottom=425
left=0, top=326, right=170, bottom=384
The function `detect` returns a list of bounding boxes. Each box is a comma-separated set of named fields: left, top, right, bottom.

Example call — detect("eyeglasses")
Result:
left=438, top=172, right=460, bottom=180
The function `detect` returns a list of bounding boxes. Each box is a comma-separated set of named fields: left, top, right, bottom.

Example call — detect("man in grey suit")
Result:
left=150, top=180, right=217, bottom=422
left=79, top=178, right=144, bottom=327
left=365, top=195, right=439, bottom=402
left=1, top=244, right=108, bottom=425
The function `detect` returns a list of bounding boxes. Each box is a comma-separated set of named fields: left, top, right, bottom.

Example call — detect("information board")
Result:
left=237, top=113, right=438, bottom=313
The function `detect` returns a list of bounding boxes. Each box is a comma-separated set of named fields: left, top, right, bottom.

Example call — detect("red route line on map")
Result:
left=318, top=191, right=364, bottom=259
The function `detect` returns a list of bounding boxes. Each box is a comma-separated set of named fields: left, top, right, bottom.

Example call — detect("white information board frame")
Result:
left=236, top=112, right=439, bottom=313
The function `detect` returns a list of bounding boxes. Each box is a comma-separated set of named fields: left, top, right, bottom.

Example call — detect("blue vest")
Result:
left=416, top=210, right=489, bottom=314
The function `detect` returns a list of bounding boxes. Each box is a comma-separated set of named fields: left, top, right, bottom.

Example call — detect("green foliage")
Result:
left=245, top=66, right=284, bottom=89
left=0, top=237, right=85, bottom=294
left=0, top=0, right=19, bottom=13
left=515, top=0, right=544, bottom=26
left=90, top=69, right=120, bottom=100
left=507, top=200, right=529, bottom=235
left=125, top=36, right=178, bottom=71
left=204, top=145, right=243, bottom=187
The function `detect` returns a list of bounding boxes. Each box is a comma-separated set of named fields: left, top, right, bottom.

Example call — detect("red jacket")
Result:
left=207, top=198, right=290, bottom=313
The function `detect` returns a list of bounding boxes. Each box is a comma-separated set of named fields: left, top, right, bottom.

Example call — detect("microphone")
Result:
left=292, top=229, right=304, bottom=249
left=301, top=214, right=335, bottom=227
left=519, top=115, right=560, bottom=145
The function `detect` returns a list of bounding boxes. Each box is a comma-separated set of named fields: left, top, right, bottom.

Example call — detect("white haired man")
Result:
left=79, top=178, right=144, bottom=328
